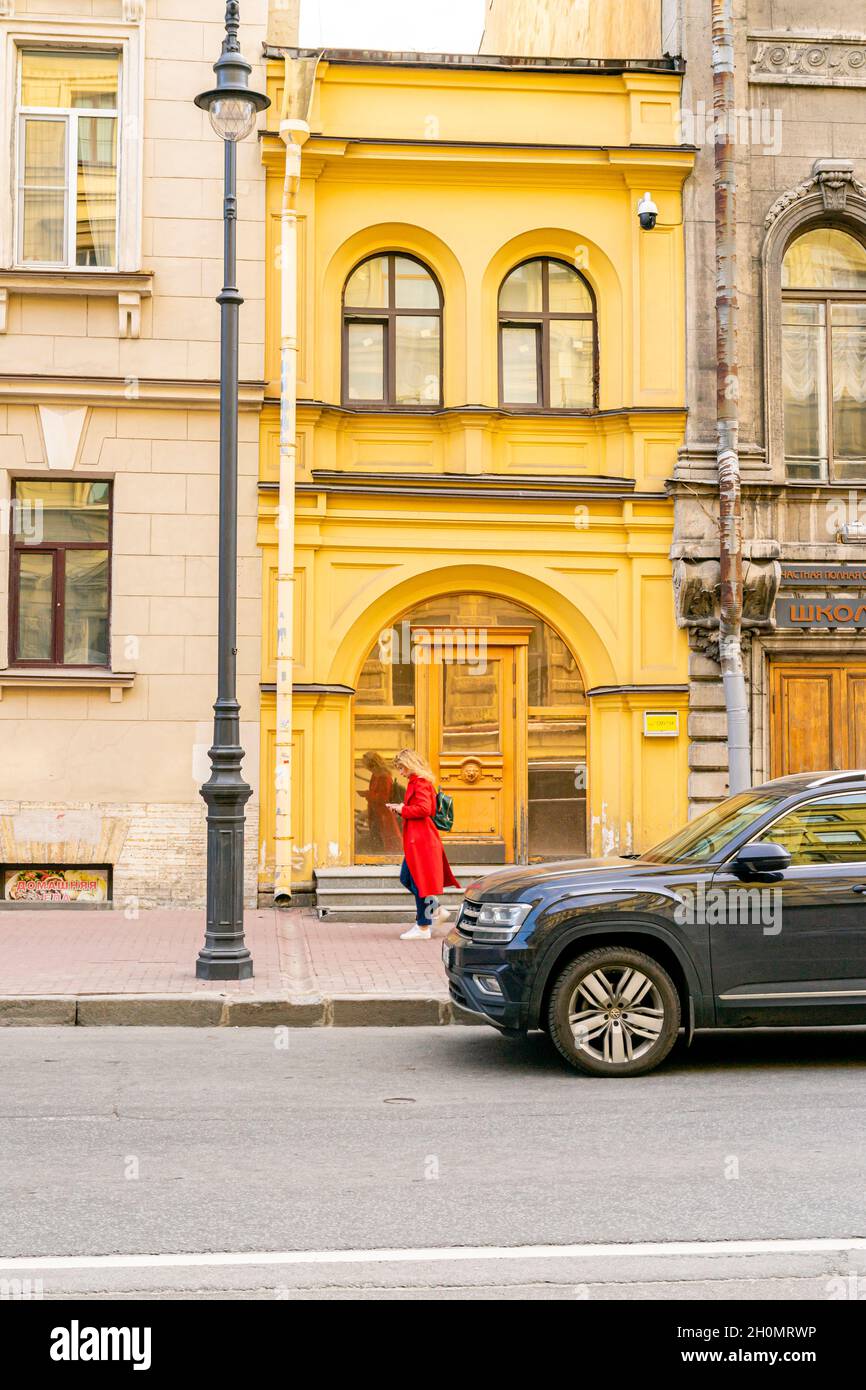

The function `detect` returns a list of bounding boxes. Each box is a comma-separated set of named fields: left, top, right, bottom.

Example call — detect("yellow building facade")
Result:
left=257, top=46, right=694, bottom=899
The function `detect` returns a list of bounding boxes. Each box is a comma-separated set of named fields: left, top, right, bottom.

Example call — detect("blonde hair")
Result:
left=394, top=748, right=435, bottom=782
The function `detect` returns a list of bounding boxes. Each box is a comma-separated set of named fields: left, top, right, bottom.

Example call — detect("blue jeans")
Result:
left=399, top=859, right=438, bottom=926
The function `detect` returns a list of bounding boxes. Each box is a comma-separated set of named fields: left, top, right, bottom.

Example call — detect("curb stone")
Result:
left=0, top=997, right=78, bottom=1026
left=76, top=995, right=225, bottom=1027
left=0, top=994, right=487, bottom=1027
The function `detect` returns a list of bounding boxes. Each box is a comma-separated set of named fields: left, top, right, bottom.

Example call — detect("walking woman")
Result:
left=387, top=749, right=460, bottom=940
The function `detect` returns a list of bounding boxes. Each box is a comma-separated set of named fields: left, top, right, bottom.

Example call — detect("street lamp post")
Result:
left=194, top=2, right=269, bottom=980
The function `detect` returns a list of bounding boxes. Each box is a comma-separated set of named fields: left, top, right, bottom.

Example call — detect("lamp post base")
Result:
left=198, top=724, right=254, bottom=981
left=196, top=948, right=253, bottom=981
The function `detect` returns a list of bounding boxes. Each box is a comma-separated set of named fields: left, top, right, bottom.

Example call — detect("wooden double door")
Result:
left=771, top=661, right=866, bottom=775
left=416, top=628, right=528, bottom=864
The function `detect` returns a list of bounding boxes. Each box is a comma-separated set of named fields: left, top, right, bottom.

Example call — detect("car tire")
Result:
left=547, top=945, right=681, bottom=1077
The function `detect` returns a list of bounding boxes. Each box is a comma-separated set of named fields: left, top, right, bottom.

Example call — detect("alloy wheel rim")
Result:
left=567, top=965, right=665, bottom=1065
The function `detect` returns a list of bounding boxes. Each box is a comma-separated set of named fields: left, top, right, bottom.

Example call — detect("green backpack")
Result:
left=433, top=788, right=454, bottom=833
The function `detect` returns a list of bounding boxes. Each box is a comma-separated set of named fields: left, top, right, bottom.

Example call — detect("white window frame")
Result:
left=16, top=52, right=121, bottom=270
left=0, top=13, right=144, bottom=274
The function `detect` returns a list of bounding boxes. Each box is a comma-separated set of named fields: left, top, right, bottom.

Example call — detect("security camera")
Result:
left=637, top=192, right=658, bottom=231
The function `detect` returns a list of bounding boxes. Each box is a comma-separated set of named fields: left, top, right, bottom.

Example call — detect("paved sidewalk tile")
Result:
left=0, top=908, right=450, bottom=1001
left=304, top=915, right=447, bottom=997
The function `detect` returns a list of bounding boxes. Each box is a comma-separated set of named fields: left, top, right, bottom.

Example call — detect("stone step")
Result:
left=316, top=887, right=467, bottom=920
left=315, top=884, right=467, bottom=897
left=312, top=864, right=506, bottom=922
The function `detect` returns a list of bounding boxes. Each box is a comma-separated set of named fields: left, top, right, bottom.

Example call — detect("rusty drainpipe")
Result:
left=712, top=0, right=751, bottom=794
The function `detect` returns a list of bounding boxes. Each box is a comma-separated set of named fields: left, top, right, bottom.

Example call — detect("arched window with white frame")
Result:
left=781, top=226, right=866, bottom=481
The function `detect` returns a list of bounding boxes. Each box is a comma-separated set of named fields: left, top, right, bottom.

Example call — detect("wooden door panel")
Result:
left=439, top=776, right=502, bottom=837
left=846, top=672, right=866, bottom=767
left=770, top=662, right=866, bottom=776
left=771, top=667, right=837, bottom=776
left=421, top=634, right=526, bottom=864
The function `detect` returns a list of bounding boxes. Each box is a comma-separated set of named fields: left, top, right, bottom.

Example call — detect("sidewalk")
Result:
left=0, top=908, right=477, bottom=1028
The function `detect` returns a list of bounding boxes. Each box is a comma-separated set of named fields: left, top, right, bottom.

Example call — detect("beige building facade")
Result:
left=0, top=0, right=269, bottom=908
left=481, top=0, right=665, bottom=60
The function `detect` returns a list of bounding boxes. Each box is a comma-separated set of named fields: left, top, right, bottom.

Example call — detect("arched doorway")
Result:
left=353, top=593, right=587, bottom=865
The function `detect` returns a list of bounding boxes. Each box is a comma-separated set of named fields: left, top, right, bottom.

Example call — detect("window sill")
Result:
left=0, top=669, right=135, bottom=702
left=0, top=270, right=153, bottom=339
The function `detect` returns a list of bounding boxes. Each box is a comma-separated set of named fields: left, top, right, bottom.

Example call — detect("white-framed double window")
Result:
left=16, top=47, right=121, bottom=270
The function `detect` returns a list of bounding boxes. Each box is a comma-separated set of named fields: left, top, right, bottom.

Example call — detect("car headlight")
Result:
left=473, top=901, right=532, bottom=943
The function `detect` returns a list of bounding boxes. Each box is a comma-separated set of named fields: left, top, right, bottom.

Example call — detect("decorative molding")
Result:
left=0, top=670, right=135, bottom=702
left=764, top=159, right=866, bottom=229
left=122, top=0, right=145, bottom=21
left=0, top=374, right=266, bottom=411
left=673, top=556, right=780, bottom=630
left=0, top=271, right=153, bottom=339
left=117, top=291, right=142, bottom=339
left=586, top=684, right=689, bottom=697
left=38, top=405, right=88, bottom=470
left=0, top=3, right=14, bottom=19
left=750, top=36, right=866, bottom=88
left=259, top=683, right=357, bottom=697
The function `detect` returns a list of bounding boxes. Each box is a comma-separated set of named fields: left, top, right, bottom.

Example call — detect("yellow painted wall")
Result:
left=258, top=53, right=692, bottom=889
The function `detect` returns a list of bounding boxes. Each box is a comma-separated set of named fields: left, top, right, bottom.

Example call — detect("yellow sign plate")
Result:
left=643, top=711, right=679, bottom=737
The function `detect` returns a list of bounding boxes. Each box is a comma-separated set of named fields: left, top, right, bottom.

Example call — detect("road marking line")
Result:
left=1, top=1236, right=865, bottom=1271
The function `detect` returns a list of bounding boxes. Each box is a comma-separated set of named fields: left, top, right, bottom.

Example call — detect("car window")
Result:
left=758, top=793, right=866, bottom=866
left=644, top=792, right=785, bottom=865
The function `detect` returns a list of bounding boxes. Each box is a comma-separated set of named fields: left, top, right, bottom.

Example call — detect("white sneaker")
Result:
left=400, top=924, right=432, bottom=940
left=431, top=906, right=451, bottom=927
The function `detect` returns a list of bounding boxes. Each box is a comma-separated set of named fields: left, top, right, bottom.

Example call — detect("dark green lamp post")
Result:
left=194, top=2, right=269, bottom=980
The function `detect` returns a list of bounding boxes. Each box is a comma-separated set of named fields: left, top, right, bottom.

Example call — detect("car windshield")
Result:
left=641, top=791, right=786, bottom=865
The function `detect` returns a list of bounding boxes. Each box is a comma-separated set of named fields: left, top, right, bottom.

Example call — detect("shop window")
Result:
left=498, top=257, right=597, bottom=410
left=781, top=227, right=866, bottom=481
left=342, top=253, right=443, bottom=408
left=16, top=49, right=120, bottom=269
left=9, top=479, right=111, bottom=668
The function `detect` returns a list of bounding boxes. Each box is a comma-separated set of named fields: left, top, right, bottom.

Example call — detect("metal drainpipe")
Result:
left=273, top=58, right=314, bottom=905
left=711, top=0, right=751, bottom=794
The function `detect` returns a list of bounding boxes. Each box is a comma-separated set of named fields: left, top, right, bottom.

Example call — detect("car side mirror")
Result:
left=731, top=841, right=791, bottom=880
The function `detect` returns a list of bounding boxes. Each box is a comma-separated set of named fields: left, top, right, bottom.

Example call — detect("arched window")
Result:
left=498, top=257, right=597, bottom=410
left=781, top=227, right=866, bottom=480
left=342, top=253, right=442, bottom=408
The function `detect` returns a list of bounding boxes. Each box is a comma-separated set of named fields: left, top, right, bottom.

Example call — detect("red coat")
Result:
left=401, top=775, right=460, bottom=898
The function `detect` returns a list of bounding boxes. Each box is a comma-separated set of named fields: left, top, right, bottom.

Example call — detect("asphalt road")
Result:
left=2, top=1025, right=866, bottom=1299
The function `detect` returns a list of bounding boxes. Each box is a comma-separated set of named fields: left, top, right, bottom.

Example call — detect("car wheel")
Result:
left=547, top=946, right=681, bottom=1077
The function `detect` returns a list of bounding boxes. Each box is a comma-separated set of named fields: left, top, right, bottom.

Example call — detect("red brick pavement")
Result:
left=304, top=915, right=446, bottom=997
left=0, top=908, right=448, bottom=1000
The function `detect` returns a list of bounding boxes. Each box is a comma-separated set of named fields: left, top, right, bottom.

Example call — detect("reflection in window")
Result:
left=10, top=480, right=111, bottom=667
left=442, top=661, right=501, bottom=754
left=499, top=257, right=596, bottom=410
left=18, top=50, right=119, bottom=267
left=352, top=593, right=586, bottom=860
left=760, top=793, right=866, bottom=865
left=343, top=253, right=442, bottom=407
left=782, top=227, right=866, bottom=480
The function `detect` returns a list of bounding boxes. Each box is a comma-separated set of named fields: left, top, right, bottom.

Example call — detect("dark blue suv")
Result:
left=442, top=771, right=866, bottom=1076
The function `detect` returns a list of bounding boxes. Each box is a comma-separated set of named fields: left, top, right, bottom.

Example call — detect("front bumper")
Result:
left=441, top=927, right=529, bottom=1031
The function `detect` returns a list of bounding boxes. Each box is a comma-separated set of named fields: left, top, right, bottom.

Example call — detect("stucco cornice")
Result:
left=764, top=159, right=866, bottom=230
left=0, top=375, right=266, bottom=411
